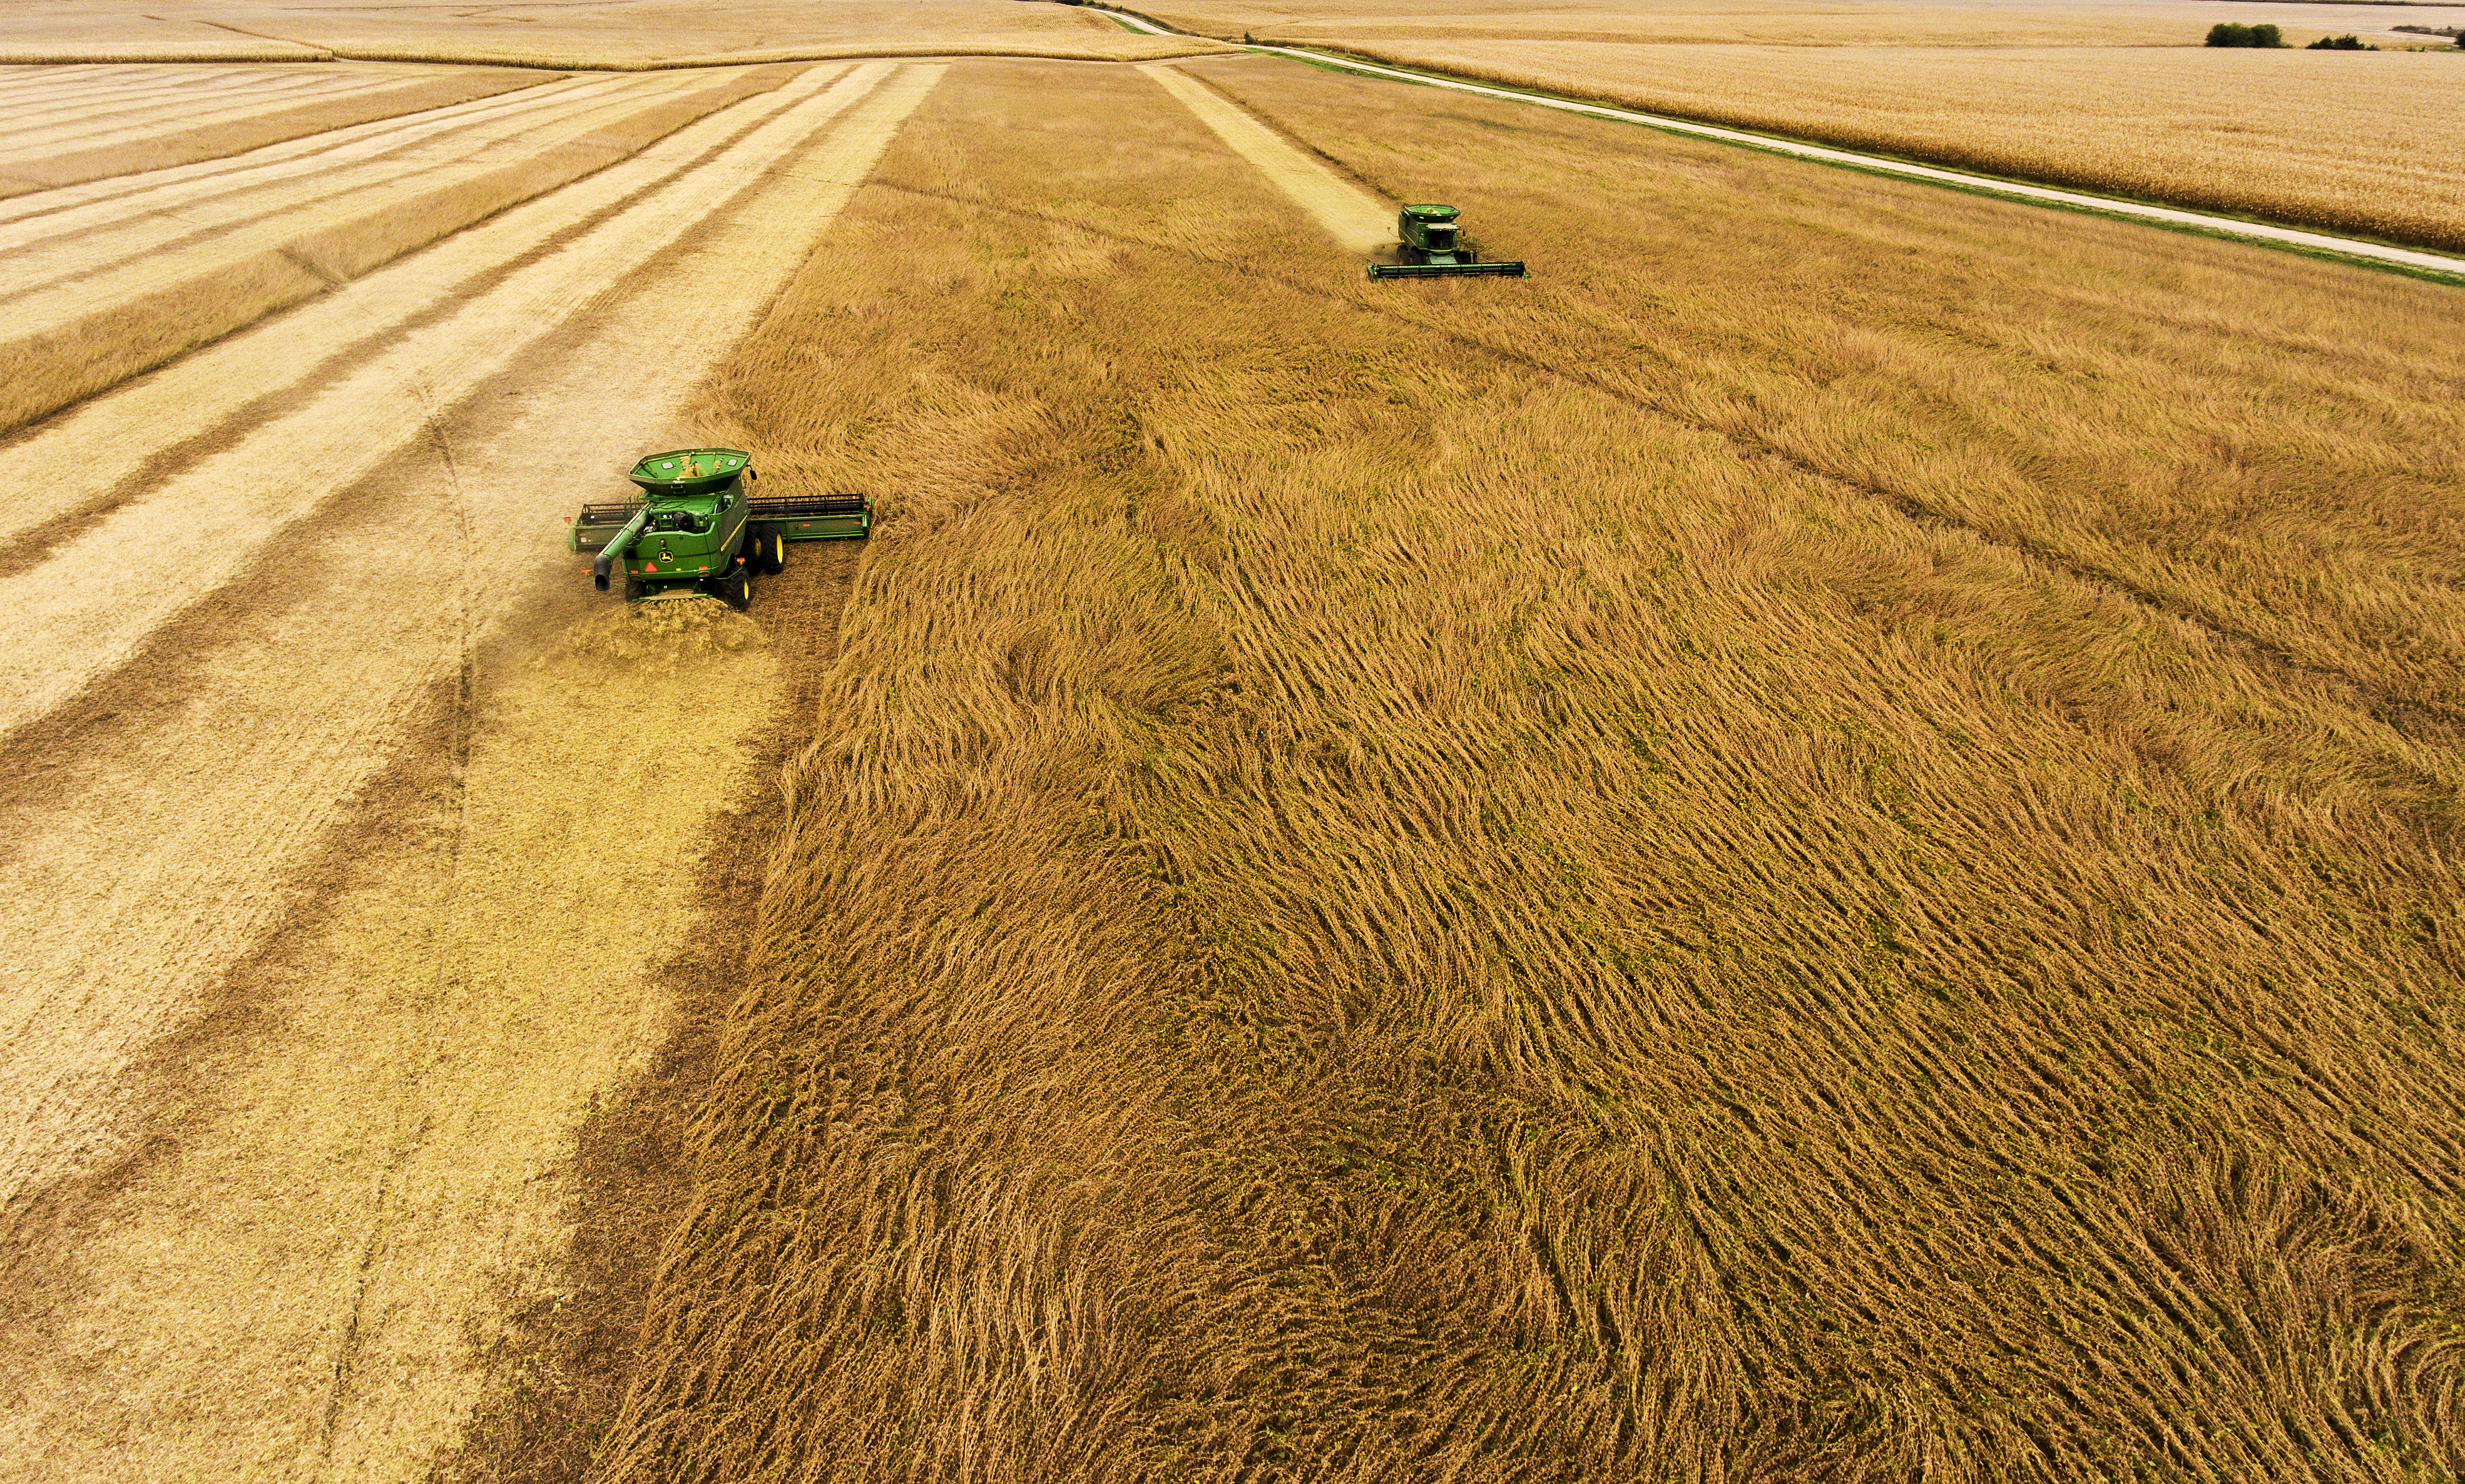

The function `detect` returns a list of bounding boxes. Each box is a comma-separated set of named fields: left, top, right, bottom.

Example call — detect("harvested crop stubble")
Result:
left=0, top=75, right=691, bottom=313
left=0, top=67, right=549, bottom=196
left=482, top=57, right=2465, bottom=1484
left=0, top=71, right=398, bottom=163
left=1137, top=0, right=2465, bottom=46
left=0, top=63, right=921, bottom=738
left=0, top=64, right=801, bottom=435
left=1250, top=40, right=2465, bottom=250
left=1143, top=0, right=2197, bottom=45
left=18, top=0, right=1228, bottom=68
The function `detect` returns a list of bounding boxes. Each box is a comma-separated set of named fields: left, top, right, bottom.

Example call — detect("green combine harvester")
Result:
left=568, top=447, right=870, bottom=608
left=1367, top=204, right=1526, bottom=280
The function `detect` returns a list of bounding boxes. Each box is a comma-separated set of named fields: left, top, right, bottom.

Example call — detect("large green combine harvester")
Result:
left=567, top=447, right=869, bottom=608
left=1367, top=204, right=1526, bottom=280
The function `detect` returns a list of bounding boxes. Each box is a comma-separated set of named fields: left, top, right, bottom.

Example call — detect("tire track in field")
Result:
left=0, top=69, right=563, bottom=228
left=0, top=72, right=402, bottom=163
left=0, top=66, right=170, bottom=105
left=0, top=67, right=312, bottom=125
left=0, top=64, right=942, bottom=1230
left=0, top=64, right=847, bottom=556
left=0, top=73, right=638, bottom=260
left=0, top=63, right=893, bottom=735
left=0, top=68, right=375, bottom=131
left=0, top=73, right=708, bottom=325
left=1142, top=61, right=1394, bottom=253
left=0, top=67, right=941, bottom=1483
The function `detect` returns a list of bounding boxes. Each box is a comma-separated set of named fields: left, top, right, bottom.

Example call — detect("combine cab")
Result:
left=567, top=447, right=870, bottom=608
left=1367, top=203, right=1526, bottom=280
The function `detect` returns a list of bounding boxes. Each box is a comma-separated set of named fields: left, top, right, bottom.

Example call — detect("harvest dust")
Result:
left=548, top=594, right=767, bottom=669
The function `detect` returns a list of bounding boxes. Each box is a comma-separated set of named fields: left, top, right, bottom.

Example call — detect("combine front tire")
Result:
left=757, top=525, right=787, bottom=575
left=717, top=564, right=753, bottom=611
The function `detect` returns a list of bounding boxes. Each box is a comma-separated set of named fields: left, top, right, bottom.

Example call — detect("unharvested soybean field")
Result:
left=464, top=56, right=2465, bottom=1484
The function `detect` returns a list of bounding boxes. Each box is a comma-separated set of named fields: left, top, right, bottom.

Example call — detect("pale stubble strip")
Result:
left=0, top=65, right=853, bottom=549
left=0, top=69, right=944, bottom=1484
left=0, top=73, right=407, bottom=164
left=0, top=61, right=894, bottom=737
left=0, top=73, right=646, bottom=260
left=0, top=71, right=588, bottom=231
left=0, top=73, right=715, bottom=325
left=0, top=63, right=941, bottom=1224
left=1141, top=61, right=1394, bottom=253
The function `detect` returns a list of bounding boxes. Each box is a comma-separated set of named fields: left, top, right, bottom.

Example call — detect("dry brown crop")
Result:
left=0, top=58, right=951, bottom=1481
left=0, top=1, right=1232, bottom=67
left=459, top=54, right=2465, bottom=1484
left=0, top=65, right=812, bottom=435
left=1138, top=0, right=2465, bottom=49
left=1133, top=0, right=2465, bottom=250
left=1252, top=40, right=2465, bottom=250
left=0, top=66, right=549, bottom=195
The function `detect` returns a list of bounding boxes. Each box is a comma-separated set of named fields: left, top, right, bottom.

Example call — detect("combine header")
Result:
left=568, top=447, right=869, bottom=609
left=1367, top=204, right=1526, bottom=280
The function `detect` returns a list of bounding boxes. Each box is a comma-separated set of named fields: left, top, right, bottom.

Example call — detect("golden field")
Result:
left=1265, top=42, right=2465, bottom=248
left=446, top=56, right=2465, bottom=1484
left=0, top=58, right=959, bottom=1480
left=0, top=0, right=1229, bottom=66
left=0, top=65, right=538, bottom=192
left=1136, top=0, right=2465, bottom=250
left=1137, top=0, right=2465, bottom=48
left=0, top=64, right=822, bottom=435
left=1138, top=0, right=2200, bottom=46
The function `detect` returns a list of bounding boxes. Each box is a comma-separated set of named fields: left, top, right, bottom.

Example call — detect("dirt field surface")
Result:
left=0, top=56, right=941, bottom=1483
left=0, top=1, right=1232, bottom=66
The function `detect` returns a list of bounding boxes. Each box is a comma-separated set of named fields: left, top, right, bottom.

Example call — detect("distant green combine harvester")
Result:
left=1367, top=204, right=1528, bottom=280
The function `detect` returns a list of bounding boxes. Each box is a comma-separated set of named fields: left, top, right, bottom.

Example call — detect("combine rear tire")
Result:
left=623, top=577, right=646, bottom=601
left=717, top=565, right=752, bottom=611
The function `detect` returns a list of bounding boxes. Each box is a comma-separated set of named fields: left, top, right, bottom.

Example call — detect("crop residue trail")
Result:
left=0, top=68, right=553, bottom=228
left=0, top=72, right=404, bottom=166
left=0, top=62, right=894, bottom=738
left=0, top=73, right=643, bottom=262
left=0, top=74, right=708, bottom=334
left=1142, top=61, right=1393, bottom=253
left=0, top=59, right=936, bottom=1484
left=0, top=65, right=854, bottom=552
